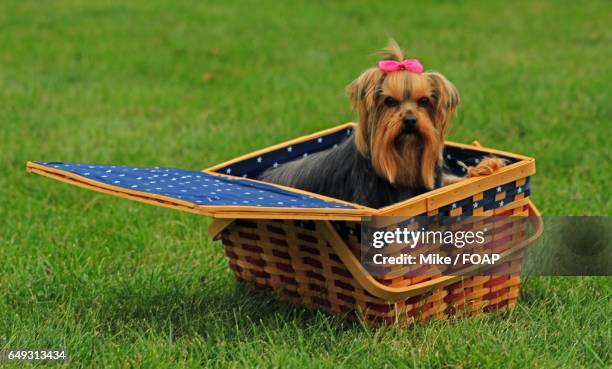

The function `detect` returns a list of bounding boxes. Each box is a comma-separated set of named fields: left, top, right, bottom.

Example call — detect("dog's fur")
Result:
left=259, top=41, right=505, bottom=208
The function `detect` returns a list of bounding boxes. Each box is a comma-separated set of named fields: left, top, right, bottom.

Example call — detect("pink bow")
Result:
left=378, top=59, right=424, bottom=74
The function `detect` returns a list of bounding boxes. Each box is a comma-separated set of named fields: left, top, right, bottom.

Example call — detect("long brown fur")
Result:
left=443, top=157, right=509, bottom=186
left=261, top=40, right=506, bottom=208
left=347, top=40, right=464, bottom=190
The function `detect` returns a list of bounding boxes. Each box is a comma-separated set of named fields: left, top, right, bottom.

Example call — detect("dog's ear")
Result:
left=425, top=72, right=460, bottom=139
left=346, top=67, right=383, bottom=111
left=346, top=67, right=384, bottom=155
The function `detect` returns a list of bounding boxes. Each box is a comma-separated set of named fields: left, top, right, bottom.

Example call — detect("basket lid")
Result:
left=26, top=161, right=372, bottom=221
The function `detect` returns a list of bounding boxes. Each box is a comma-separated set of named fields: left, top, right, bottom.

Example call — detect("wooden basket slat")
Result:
left=218, top=193, right=540, bottom=325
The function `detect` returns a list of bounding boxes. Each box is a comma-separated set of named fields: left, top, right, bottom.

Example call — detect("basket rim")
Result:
left=204, top=122, right=536, bottom=218
left=26, top=123, right=535, bottom=222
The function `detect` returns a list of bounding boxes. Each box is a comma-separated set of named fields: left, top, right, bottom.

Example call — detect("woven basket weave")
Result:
left=206, top=126, right=542, bottom=325
left=212, top=198, right=540, bottom=325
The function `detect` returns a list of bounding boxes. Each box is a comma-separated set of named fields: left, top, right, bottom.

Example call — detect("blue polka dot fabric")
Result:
left=216, top=127, right=355, bottom=179
left=34, top=125, right=520, bottom=212
left=213, top=126, right=518, bottom=179
left=35, top=162, right=356, bottom=209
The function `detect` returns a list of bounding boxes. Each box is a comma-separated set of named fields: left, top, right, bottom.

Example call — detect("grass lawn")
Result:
left=1, top=0, right=610, bottom=368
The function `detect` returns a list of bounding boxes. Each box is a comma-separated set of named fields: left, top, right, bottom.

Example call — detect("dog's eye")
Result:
left=417, top=97, right=430, bottom=107
left=384, top=97, right=399, bottom=107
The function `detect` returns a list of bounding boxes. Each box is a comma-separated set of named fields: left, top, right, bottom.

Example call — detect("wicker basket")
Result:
left=205, top=123, right=542, bottom=325
left=211, top=201, right=540, bottom=325
left=27, top=122, right=542, bottom=325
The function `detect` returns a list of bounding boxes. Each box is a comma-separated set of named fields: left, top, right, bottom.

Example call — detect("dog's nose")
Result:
left=403, top=116, right=417, bottom=133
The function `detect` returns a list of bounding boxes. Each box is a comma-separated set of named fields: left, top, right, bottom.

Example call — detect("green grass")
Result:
left=1, top=0, right=611, bottom=367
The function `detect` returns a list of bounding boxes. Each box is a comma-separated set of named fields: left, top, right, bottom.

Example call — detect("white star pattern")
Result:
left=41, top=130, right=511, bottom=212
left=39, top=162, right=356, bottom=210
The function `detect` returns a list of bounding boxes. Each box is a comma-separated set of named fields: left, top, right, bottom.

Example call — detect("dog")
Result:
left=259, top=41, right=505, bottom=208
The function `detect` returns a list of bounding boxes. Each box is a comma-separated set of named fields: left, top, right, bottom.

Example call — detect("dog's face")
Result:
left=347, top=43, right=459, bottom=190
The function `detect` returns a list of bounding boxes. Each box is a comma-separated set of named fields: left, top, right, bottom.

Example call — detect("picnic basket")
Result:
left=27, top=122, right=542, bottom=325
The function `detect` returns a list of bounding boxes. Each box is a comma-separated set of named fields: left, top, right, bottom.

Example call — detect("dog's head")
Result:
left=347, top=40, right=460, bottom=189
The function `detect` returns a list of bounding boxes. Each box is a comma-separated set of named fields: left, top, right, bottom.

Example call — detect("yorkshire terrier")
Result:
left=259, top=41, right=505, bottom=208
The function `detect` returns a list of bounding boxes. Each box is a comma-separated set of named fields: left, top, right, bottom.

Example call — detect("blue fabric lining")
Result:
left=213, top=127, right=518, bottom=179
left=35, top=126, right=525, bottom=211
left=36, top=162, right=355, bottom=209
left=216, top=127, right=356, bottom=179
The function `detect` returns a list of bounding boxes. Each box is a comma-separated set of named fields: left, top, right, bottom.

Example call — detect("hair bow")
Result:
left=378, top=59, right=424, bottom=74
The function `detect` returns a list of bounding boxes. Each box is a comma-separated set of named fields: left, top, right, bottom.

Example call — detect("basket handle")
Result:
left=319, top=199, right=543, bottom=302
